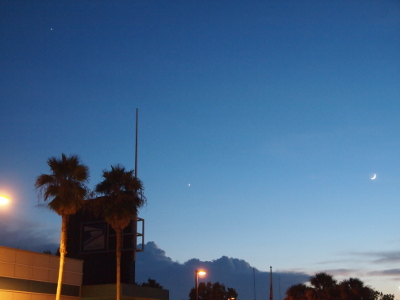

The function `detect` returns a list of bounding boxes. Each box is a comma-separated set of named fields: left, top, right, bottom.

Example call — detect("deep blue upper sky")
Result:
left=1, top=0, right=400, bottom=297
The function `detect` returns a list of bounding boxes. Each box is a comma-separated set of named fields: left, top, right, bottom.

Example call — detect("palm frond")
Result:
left=94, top=164, right=146, bottom=230
left=35, top=153, right=89, bottom=215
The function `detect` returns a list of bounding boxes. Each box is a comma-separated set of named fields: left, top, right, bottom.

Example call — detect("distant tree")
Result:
left=189, top=281, right=238, bottom=300
left=284, top=273, right=394, bottom=300
left=309, top=272, right=338, bottom=300
left=141, top=278, right=163, bottom=289
left=35, top=154, right=89, bottom=300
left=285, top=283, right=310, bottom=300
left=375, top=292, right=395, bottom=300
left=227, top=287, right=238, bottom=299
left=43, top=249, right=60, bottom=256
left=338, top=277, right=375, bottom=300
left=94, top=164, right=146, bottom=300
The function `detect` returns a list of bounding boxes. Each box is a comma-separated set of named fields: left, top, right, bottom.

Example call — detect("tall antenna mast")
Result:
left=253, top=268, right=257, bottom=300
left=270, top=266, right=273, bottom=300
left=278, top=274, right=281, bottom=300
left=135, top=108, right=138, bottom=178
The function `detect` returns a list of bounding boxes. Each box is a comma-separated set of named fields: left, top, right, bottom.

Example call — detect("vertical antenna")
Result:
left=135, top=108, right=138, bottom=178
left=270, top=266, right=273, bottom=300
left=132, top=108, right=140, bottom=283
left=253, top=268, right=257, bottom=300
left=278, top=274, right=281, bottom=300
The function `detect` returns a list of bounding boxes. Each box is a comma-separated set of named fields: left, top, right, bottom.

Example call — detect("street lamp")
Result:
left=195, top=269, right=206, bottom=300
left=0, top=195, right=10, bottom=206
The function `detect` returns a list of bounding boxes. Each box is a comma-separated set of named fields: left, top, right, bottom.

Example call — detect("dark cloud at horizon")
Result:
left=0, top=214, right=59, bottom=253
left=136, top=242, right=309, bottom=300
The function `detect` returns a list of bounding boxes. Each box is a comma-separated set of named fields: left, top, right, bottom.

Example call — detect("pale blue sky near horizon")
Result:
left=1, top=0, right=400, bottom=298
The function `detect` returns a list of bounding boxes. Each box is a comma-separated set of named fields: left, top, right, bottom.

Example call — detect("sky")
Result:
left=1, top=0, right=400, bottom=298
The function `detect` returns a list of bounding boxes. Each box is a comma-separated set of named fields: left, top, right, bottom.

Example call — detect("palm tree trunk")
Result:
left=116, top=228, right=122, bottom=300
left=56, top=215, right=68, bottom=300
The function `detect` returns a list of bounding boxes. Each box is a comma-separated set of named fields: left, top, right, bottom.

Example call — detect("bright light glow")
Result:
left=197, top=270, right=206, bottom=276
left=0, top=195, right=10, bottom=205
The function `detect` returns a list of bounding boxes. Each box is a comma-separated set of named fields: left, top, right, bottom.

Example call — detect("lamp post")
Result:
left=0, top=195, right=10, bottom=206
left=195, top=269, right=206, bottom=300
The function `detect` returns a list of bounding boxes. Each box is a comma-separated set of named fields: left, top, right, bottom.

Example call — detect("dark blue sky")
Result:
left=1, top=1, right=400, bottom=297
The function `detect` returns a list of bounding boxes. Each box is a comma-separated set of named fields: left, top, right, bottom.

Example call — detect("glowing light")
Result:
left=0, top=195, right=10, bottom=205
left=197, top=270, right=206, bottom=276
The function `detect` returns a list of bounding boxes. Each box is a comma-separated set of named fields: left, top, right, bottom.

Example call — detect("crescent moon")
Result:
left=370, top=174, right=376, bottom=180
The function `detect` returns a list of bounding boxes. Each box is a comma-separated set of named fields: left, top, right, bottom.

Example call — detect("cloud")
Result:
left=136, top=242, right=309, bottom=300
left=371, top=252, right=400, bottom=264
left=316, top=269, right=358, bottom=278
left=368, top=269, right=400, bottom=277
left=0, top=214, right=59, bottom=253
left=349, top=251, right=400, bottom=264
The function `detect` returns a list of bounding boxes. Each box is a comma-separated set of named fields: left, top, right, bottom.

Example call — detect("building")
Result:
left=0, top=196, right=169, bottom=300
left=0, top=245, right=169, bottom=300
left=0, top=245, right=82, bottom=300
left=66, top=198, right=144, bottom=285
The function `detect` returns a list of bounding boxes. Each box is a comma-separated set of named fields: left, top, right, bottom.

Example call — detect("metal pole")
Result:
left=135, top=108, right=138, bottom=178
left=253, top=267, right=257, bottom=300
left=270, top=266, right=273, bottom=300
left=133, top=108, right=139, bottom=282
left=195, top=270, right=199, bottom=300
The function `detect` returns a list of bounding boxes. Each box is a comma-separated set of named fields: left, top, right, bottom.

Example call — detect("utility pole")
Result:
left=135, top=108, right=138, bottom=178
left=253, top=268, right=257, bottom=300
left=270, top=266, right=273, bottom=300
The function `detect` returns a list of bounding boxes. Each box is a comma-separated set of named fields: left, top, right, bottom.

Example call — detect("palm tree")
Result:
left=35, top=153, right=89, bottom=300
left=310, top=273, right=338, bottom=300
left=95, top=164, right=145, bottom=300
left=338, top=278, right=376, bottom=300
left=284, top=284, right=310, bottom=300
